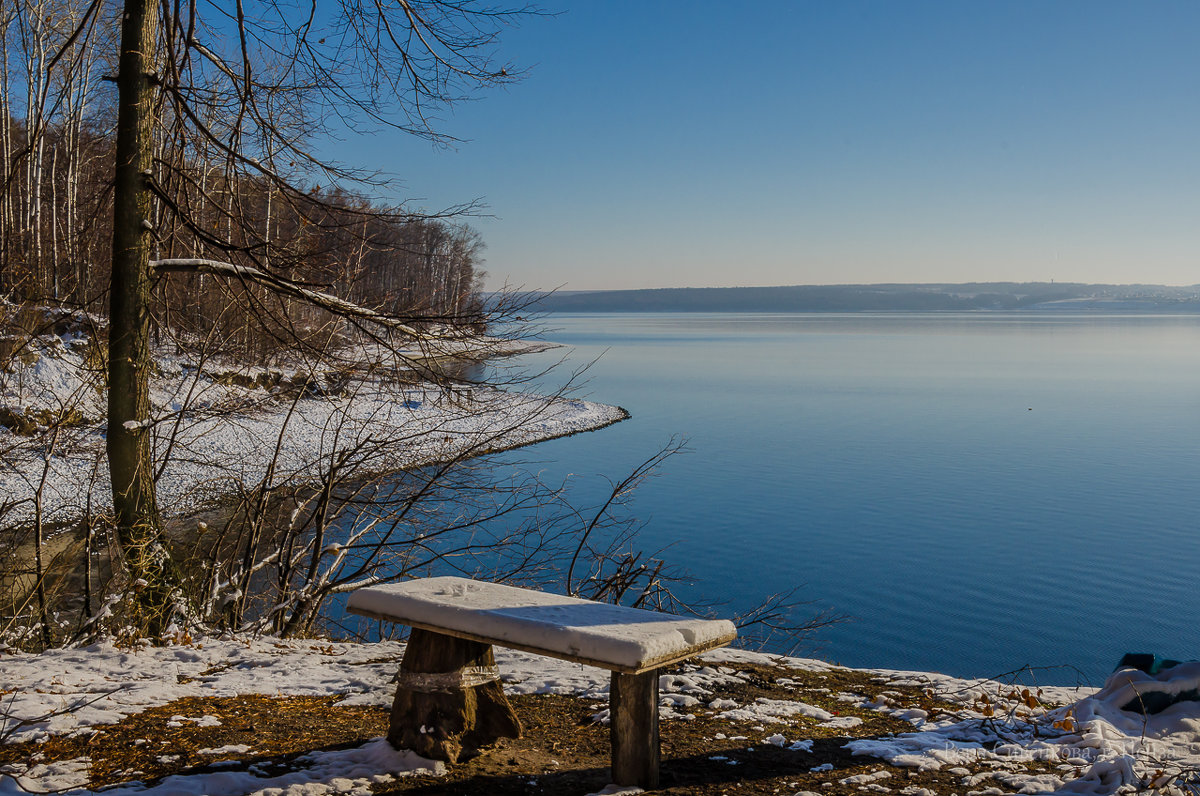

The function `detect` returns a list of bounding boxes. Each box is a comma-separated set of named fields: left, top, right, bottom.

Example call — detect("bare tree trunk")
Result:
left=108, top=0, right=178, bottom=636
left=0, top=11, right=10, bottom=282
left=33, top=502, right=50, bottom=649
left=49, top=144, right=58, bottom=298
left=25, top=6, right=48, bottom=296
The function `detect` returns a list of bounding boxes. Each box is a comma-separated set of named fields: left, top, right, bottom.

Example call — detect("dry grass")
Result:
left=1, top=661, right=1065, bottom=795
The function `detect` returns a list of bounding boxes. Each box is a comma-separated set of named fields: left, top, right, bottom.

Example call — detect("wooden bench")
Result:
left=347, top=576, right=737, bottom=788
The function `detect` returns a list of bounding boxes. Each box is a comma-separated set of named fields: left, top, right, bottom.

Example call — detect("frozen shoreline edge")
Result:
left=0, top=395, right=630, bottom=530
left=0, top=318, right=630, bottom=527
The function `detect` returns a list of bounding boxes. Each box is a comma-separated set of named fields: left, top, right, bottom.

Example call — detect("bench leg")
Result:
left=610, top=670, right=660, bottom=788
left=388, top=628, right=521, bottom=763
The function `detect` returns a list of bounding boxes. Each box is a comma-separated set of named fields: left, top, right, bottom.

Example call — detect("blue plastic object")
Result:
left=1117, top=653, right=1195, bottom=715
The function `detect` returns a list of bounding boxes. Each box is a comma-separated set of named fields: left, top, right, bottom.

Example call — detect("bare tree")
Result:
left=100, top=0, right=533, bottom=633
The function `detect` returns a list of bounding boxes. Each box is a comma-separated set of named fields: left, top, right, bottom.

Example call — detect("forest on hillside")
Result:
left=1, top=3, right=487, bottom=355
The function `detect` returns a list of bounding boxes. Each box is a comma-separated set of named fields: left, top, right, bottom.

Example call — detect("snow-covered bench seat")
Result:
left=347, top=576, right=738, bottom=787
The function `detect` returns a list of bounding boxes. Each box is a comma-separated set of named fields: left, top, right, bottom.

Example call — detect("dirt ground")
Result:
left=0, top=660, right=1066, bottom=795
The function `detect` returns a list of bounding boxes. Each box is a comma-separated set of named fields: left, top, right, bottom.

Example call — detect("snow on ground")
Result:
left=0, top=323, right=624, bottom=525
left=0, top=738, right=442, bottom=796
left=0, top=635, right=610, bottom=795
left=4, top=636, right=1200, bottom=796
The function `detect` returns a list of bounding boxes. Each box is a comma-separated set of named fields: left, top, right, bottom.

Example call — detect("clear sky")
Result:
left=341, top=1, right=1200, bottom=291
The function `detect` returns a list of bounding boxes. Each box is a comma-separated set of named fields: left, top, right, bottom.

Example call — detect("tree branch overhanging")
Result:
left=150, top=257, right=436, bottom=339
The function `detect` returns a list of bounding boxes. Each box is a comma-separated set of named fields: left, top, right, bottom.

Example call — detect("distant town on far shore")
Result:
left=533, top=283, right=1200, bottom=313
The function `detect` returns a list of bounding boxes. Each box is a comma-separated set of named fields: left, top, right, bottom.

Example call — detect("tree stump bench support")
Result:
left=347, top=576, right=738, bottom=789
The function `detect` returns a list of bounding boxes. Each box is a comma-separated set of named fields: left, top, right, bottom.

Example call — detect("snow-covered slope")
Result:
left=0, top=316, right=624, bottom=525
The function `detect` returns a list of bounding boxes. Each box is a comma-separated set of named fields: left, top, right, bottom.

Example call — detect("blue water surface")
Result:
left=489, top=312, right=1200, bottom=684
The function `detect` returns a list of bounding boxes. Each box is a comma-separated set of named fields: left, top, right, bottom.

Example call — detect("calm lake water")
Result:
left=496, top=312, right=1200, bottom=684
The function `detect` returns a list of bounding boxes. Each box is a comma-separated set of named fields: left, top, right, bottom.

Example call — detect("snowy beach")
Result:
left=3, top=634, right=1198, bottom=795
left=0, top=383, right=626, bottom=527
left=0, top=321, right=626, bottom=526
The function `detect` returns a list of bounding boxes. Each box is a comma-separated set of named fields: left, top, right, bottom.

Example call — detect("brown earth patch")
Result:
left=1, top=660, right=1067, bottom=795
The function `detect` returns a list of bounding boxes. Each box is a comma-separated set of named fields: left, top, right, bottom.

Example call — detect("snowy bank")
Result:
left=6, top=636, right=1200, bottom=795
left=0, top=321, right=625, bottom=526
left=0, top=382, right=625, bottom=526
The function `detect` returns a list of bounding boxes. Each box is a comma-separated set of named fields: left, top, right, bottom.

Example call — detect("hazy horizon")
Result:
left=337, top=1, right=1200, bottom=293
left=533, top=279, right=1200, bottom=292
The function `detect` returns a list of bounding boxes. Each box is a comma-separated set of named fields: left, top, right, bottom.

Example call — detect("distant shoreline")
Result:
left=531, top=282, right=1200, bottom=314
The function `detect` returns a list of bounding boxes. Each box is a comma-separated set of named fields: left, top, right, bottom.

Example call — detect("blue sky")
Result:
left=340, top=1, right=1200, bottom=291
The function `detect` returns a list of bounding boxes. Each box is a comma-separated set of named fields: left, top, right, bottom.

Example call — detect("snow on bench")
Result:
left=347, top=576, right=738, bottom=788
left=347, top=575, right=737, bottom=674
